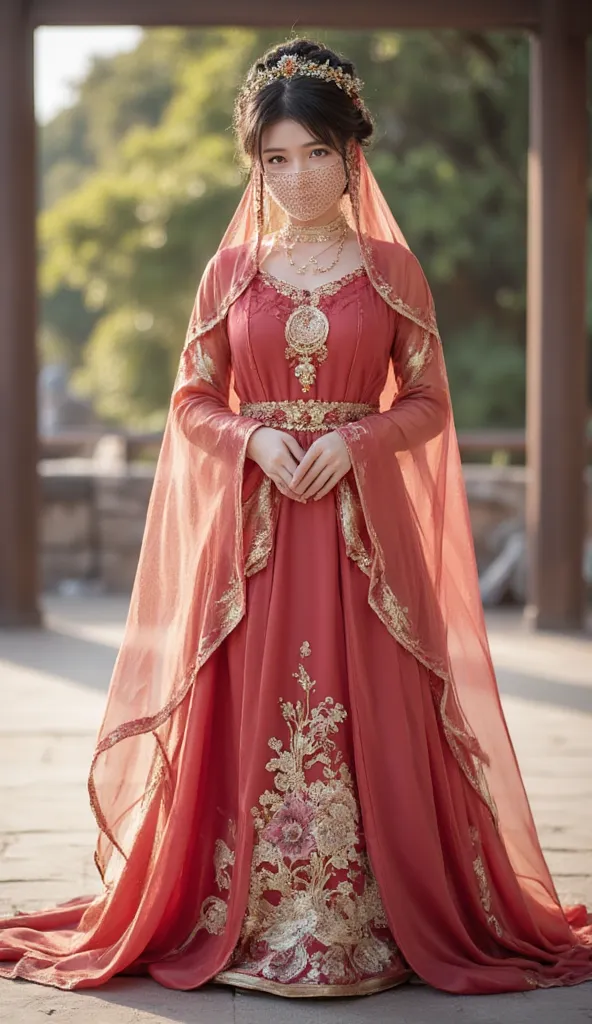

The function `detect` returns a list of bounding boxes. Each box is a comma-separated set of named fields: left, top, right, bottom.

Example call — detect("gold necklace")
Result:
left=281, top=213, right=347, bottom=244
left=283, top=224, right=348, bottom=277
left=279, top=213, right=348, bottom=275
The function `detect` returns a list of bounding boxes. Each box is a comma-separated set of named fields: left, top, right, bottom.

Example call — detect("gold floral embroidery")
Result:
left=469, top=826, right=503, bottom=938
left=240, top=399, right=378, bottom=433
left=336, top=478, right=372, bottom=575
left=194, top=836, right=235, bottom=937
left=243, top=475, right=279, bottom=577
left=336, top=478, right=443, bottom=671
left=219, top=641, right=402, bottom=989
left=400, top=327, right=433, bottom=388
left=161, top=823, right=237, bottom=959
left=258, top=265, right=366, bottom=303
left=336, top=474, right=500, bottom=831
left=196, top=572, right=244, bottom=665
left=192, top=340, right=216, bottom=385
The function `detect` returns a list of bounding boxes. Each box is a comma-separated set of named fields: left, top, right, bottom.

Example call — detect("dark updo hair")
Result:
left=234, top=38, right=374, bottom=165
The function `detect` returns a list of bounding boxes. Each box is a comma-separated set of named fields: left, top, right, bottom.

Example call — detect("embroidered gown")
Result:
left=125, top=265, right=587, bottom=995
left=1, top=259, right=591, bottom=998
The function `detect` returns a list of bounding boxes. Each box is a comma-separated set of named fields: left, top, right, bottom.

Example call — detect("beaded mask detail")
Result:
left=263, top=161, right=348, bottom=222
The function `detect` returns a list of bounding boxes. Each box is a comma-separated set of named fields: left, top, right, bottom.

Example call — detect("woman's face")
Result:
left=259, top=119, right=341, bottom=173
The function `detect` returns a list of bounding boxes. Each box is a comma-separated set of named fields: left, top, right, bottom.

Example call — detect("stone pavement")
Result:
left=0, top=596, right=591, bottom=1023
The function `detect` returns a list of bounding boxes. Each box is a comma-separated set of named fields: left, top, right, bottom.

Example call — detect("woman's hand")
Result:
left=290, top=431, right=351, bottom=501
left=246, top=427, right=307, bottom=502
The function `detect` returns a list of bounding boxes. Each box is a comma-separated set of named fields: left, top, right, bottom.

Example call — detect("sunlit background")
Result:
left=35, top=27, right=142, bottom=125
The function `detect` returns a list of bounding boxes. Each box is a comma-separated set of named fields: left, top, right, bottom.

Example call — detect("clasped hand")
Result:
left=246, top=426, right=351, bottom=502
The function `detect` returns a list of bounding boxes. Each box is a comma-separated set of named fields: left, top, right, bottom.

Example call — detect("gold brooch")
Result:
left=284, top=304, right=330, bottom=392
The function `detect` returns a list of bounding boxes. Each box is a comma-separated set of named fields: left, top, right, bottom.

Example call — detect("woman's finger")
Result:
left=291, top=451, right=327, bottom=492
left=277, top=466, right=307, bottom=500
left=282, top=433, right=306, bottom=466
left=312, top=470, right=342, bottom=501
left=290, top=444, right=321, bottom=489
left=274, top=473, right=307, bottom=502
left=300, top=464, right=335, bottom=500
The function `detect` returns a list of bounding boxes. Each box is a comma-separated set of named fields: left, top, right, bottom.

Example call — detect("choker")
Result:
left=280, top=214, right=348, bottom=244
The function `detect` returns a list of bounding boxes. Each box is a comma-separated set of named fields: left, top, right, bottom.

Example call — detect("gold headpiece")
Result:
left=240, top=54, right=365, bottom=109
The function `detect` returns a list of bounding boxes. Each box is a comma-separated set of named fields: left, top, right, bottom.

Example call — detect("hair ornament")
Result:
left=240, top=53, right=364, bottom=104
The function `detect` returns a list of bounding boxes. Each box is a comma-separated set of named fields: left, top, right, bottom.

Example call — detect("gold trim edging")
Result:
left=335, top=474, right=500, bottom=832
left=88, top=420, right=263, bottom=880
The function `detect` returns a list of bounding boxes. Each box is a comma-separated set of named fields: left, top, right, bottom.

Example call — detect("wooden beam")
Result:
left=0, top=1, right=41, bottom=626
left=525, top=1, right=589, bottom=631
left=32, top=0, right=543, bottom=30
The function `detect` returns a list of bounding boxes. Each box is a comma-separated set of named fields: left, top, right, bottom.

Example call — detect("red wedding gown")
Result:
left=1, top=262, right=591, bottom=997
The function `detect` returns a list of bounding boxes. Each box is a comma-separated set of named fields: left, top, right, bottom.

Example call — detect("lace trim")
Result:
left=240, top=399, right=378, bottom=433
left=258, top=265, right=366, bottom=306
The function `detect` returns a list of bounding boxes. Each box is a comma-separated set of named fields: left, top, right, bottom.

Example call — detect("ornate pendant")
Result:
left=284, top=304, right=330, bottom=392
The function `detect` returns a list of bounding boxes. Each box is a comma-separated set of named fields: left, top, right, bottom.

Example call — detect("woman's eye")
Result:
left=310, top=148, right=329, bottom=157
left=268, top=156, right=284, bottom=165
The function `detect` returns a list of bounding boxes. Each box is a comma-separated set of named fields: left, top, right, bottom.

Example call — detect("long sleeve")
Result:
left=172, top=290, right=263, bottom=457
left=336, top=251, right=450, bottom=455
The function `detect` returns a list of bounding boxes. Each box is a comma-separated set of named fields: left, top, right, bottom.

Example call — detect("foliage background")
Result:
left=38, top=28, right=592, bottom=431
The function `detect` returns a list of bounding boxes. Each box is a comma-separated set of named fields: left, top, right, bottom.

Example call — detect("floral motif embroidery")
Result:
left=195, top=836, right=235, bottom=936
left=469, top=826, right=503, bottom=938
left=196, top=572, right=244, bottom=666
left=400, top=327, right=433, bottom=389
left=192, top=340, right=216, bottom=386
left=243, top=475, right=279, bottom=577
left=219, top=641, right=403, bottom=989
left=240, top=399, right=378, bottom=433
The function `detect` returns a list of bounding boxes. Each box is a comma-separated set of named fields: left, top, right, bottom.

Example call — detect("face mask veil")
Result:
left=263, top=159, right=348, bottom=222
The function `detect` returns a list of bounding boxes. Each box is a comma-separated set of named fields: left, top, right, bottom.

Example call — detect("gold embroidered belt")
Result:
left=239, top=399, right=378, bottom=433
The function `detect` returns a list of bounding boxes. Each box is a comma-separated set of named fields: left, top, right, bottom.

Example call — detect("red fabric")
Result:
left=1, top=143, right=591, bottom=995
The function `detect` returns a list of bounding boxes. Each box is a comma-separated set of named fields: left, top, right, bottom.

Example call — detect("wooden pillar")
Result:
left=0, top=1, right=41, bottom=626
left=525, top=2, right=589, bottom=631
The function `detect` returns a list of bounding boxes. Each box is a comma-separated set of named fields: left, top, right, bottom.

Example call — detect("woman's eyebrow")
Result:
left=262, top=141, right=323, bottom=154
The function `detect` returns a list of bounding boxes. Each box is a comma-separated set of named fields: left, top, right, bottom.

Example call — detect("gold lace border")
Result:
left=240, top=399, right=378, bottom=432
left=212, top=969, right=411, bottom=998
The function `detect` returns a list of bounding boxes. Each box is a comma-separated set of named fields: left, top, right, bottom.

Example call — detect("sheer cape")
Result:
left=2, top=141, right=589, bottom=992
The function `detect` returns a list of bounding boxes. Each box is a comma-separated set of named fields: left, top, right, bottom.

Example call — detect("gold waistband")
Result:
left=239, top=399, right=378, bottom=432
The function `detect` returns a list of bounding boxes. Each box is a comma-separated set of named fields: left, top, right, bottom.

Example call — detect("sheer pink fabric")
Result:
left=0, top=141, right=590, bottom=993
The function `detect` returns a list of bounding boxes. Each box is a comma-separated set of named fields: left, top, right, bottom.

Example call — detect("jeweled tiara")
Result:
left=239, top=54, right=365, bottom=108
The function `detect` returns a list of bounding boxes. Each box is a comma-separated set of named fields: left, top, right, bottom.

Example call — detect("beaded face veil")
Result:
left=263, top=161, right=348, bottom=222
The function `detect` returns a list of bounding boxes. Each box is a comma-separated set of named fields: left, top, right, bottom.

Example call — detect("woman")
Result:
left=1, top=38, right=591, bottom=999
